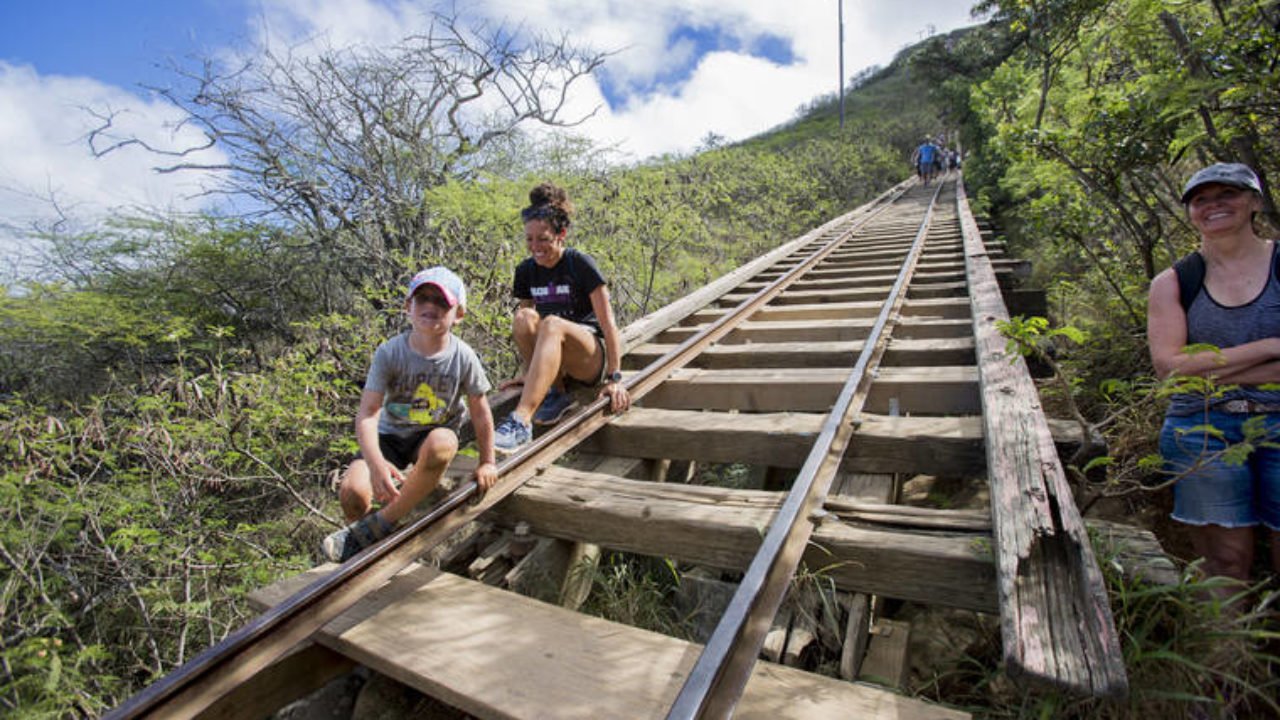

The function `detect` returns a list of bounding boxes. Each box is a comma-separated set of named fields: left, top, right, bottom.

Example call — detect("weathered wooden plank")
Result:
left=250, top=564, right=969, bottom=720
left=767, top=256, right=1022, bottom=277
left=744, top=272, right=928, bottom=293
left=640, top=366, right=977, bottom=414
left=555, top=454, right=648, bottom=608
left=959, top=182, right=1127, bottom=697
left=657, top=317, right=973, bottom=344
left=908, top=281, right=969, bottom=299
left=495, top=468, right=999, bottom=611
left=859, top=620, right=912, bottom=689
left=830, top=472, right=898, bottom=503
left=840, top=593, right=873, bottom=681
left=720, top=286, right=895, bottom=306
left=683, top=297, right=973, bottom=324
left=625, top=337, right=975, bottom=370
left=495, top=466, right=1175, bottom=612
left=579, top=407, right=1083, bottom=475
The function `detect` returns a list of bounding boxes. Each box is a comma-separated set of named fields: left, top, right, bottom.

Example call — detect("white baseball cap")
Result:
left=405, top=266, right=466, bottom=308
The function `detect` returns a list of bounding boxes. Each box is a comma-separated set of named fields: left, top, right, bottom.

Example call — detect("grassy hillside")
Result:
left=7, top=7, right=1277, bottom=716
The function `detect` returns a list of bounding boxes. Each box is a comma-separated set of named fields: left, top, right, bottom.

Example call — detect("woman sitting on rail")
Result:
left=1147, top=161, right=1280, bottom=601
left=493, top=182, right=630, bottom=454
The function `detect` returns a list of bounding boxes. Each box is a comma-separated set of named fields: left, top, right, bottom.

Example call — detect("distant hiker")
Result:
left=911, top=137, right=940, bottom=186
left=1147, top=162, right=1280, bottom=600
left=493, top=182, right=631, bottom=454
left=321, top=266, right=497, bottom=563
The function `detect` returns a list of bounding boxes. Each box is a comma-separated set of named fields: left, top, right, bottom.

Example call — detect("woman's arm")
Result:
left=589, top=284, right=630, bottom=412
left=589, top=285, right=622, bottom=376
left=1147, top=269, right=1280, bottom=380
left=1212, top=360, right=1280, bottom=385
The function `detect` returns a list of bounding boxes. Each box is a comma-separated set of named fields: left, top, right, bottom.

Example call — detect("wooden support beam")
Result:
left=860, top=620, right=912, bottom=689
left=657, top=317, right=973, bottom=344
left=840, top=594, right=872, bottom=681
left=625, top=337, right=975, bottom=370
left=959, top=181, right=1128, bottom=697
left=492, top=469, right=1175, bottom=612
left=642, top=366, right=978, bottom=415
left=554, top=455, right=648, bottom=610
left=683, top=297, right=972, bottom=324
left=496, top=468, right=999, bottom=611
left=579, top=407, right=1085, bottom=476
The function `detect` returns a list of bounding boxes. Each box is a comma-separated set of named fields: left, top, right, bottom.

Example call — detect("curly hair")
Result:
left=521, top=182, right=574, bottom=234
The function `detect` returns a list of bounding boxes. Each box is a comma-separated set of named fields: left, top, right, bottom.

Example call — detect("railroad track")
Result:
left=109, top=175, right=1164, bottom=720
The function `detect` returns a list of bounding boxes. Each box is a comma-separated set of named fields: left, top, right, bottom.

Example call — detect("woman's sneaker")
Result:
left=494, top=413, right=533, bottom=455
left=533, top=388, right=578, bottom=425
left=320, top=512, right=395, bottom=563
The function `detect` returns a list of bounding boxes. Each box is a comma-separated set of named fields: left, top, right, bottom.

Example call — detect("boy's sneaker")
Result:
left=494, top=413, right=533, bottom=455
left=533, top=388, right=578, bottom=426
left=320, top=512, right=395, bottom=563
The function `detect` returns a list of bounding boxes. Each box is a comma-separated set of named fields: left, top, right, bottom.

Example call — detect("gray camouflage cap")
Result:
left=1180, top=162, right=1262, bottom=203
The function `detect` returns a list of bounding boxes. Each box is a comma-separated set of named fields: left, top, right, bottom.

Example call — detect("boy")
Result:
left=321, top=266, right=498, bottom=563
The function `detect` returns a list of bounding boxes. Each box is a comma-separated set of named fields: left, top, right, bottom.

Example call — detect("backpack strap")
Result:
left=1173, top=251, right=1205, bottom=312
left=1174, top=243, right=1280, bottom=312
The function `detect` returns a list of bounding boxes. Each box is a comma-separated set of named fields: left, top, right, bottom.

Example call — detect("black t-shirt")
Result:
left=513, top=248, right=606, bottom=336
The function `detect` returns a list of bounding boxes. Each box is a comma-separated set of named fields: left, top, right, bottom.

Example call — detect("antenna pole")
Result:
left=838, top=0, right=845, bottom=130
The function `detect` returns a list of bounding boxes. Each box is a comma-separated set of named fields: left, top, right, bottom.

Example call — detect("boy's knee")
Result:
left=339, top=482, right=372, bottom=522
left=419, top=429, right=459, bottom=466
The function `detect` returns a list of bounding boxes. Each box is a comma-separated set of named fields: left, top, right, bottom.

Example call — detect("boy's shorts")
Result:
left=356, top=427, right=445, bottom=468
left=1160, top=409, right=1280, bottom=530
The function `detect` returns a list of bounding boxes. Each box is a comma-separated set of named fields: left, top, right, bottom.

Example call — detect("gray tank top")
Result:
left=1167, top=241, right=1280, bottom=415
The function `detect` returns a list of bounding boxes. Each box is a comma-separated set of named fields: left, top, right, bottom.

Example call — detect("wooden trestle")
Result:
left=109, top=175, right=1171, bottom=720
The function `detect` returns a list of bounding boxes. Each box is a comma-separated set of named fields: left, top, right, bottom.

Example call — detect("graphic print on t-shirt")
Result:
left=385, top=380, right=451, bottom=426
left=408, top=383, right=447, bottom=424
left=531, top=281, right=572, bottom=306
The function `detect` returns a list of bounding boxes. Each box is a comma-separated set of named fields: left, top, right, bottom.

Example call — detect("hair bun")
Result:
left=529, top=182, right=573, bottom=215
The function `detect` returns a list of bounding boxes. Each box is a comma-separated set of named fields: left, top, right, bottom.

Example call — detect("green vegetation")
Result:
left=4, top=2, right=1280, bottom=716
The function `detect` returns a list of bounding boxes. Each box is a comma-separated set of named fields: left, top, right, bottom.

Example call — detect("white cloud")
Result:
left=250, top=0, right=426, bottom=53
left=249, top=0, right=980, bottom=160
left=0, top=62, right=226, bottom=239
left=0, top=0, right=981, bottom=262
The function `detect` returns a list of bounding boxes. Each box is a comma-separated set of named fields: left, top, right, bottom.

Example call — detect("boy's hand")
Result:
left=498, top=376, right=525, bottom=391
left=475, top=461, right=498, bottom=491
left=370, top=461, right=404, bottom=504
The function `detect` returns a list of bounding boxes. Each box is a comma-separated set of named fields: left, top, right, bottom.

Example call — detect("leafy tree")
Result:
left=88, top=10, right=609, bottom=301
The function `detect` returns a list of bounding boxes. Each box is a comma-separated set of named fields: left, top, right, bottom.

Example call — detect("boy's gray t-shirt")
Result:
left=365, top=332, right=491, bottom=436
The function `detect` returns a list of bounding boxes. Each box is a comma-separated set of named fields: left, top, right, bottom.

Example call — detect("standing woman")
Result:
left=493, top=182, right=630, bottom=454
left=1147, top=162, right=1280, bottom=599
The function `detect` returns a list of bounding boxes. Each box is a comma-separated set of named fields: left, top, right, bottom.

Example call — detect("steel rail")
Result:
left=666, top=179, right=946, bottom=720
left=106, top=186, right=913, bottom=720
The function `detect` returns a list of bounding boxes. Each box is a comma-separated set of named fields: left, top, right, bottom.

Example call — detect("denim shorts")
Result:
left=1160, top=409, right=1280, bottom=530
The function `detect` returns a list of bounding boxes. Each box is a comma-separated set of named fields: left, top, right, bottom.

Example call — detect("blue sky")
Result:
left=0, top=0, right=981, bottom=266
left=1, top=1, right=253, bottom=90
